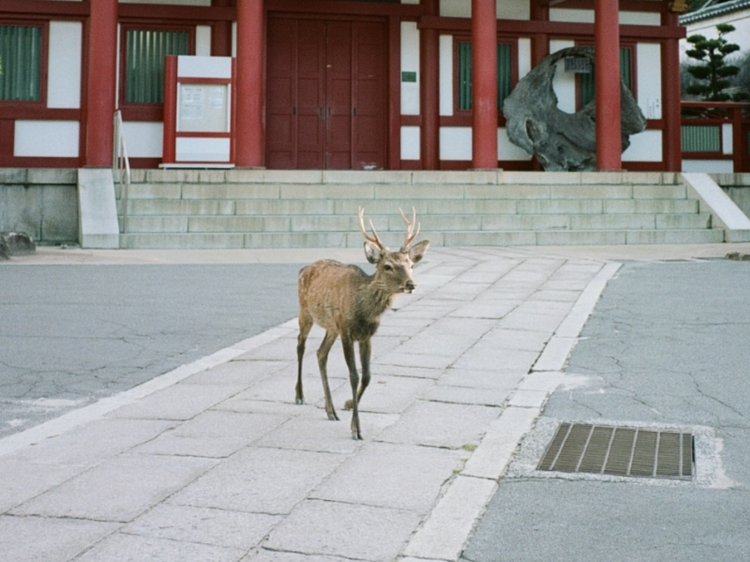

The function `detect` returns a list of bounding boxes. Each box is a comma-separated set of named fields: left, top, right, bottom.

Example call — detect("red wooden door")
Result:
left=265, top=17, right=386, bottom=170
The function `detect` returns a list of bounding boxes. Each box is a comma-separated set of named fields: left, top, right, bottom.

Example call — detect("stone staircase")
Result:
left=116, top=169, right=728, bottom=249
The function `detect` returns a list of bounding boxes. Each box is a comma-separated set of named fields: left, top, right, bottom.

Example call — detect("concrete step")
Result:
left=120, top=213, right=713, bottom=235
left=118, top=228, right=725, bottom=250
left=119, top=197, right=700, bottom=217
left=114, top=171, right=722, bottom=249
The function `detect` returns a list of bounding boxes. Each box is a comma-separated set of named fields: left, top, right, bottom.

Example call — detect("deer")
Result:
left=295, top=207, right=430, bottom=440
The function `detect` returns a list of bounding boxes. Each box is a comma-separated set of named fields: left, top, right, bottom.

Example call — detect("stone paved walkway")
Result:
left=2, top=245, right=739, bottom=561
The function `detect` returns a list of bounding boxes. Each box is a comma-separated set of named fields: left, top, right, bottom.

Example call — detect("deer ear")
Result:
left=408, top=240, right=430, bottom=264
left=364, top=240, right=382, bottom=264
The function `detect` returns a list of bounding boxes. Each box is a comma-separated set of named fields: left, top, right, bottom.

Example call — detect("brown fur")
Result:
left=295, top=209, right=429, bottom=439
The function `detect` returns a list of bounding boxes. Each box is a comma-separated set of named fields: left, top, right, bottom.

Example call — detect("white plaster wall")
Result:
left=622, top=130, right=662, bottom=162
left=401, top=22, right=420, bottom=116
left=15, top=121, right=79, bottom=157
left=196, top=25, right=211, bottom=56
left=683, top=159, right=734, bottom=173
left=441, top=0, right=470, bottom=18
left=48, top=21, right=82, bottom=109
left=499, top=128, right=531, bottom=161
left=637, top=43, right=662, bottom=119
left=176, top=137, right=231, bottom=162
left=723, top=123, right=733, bottom=155
left=549, top=40, right=576, bottom=114
left=440, top=127, right=472, bottom=160
left=439, top=35, right=453, bottom=116
left=440, top=0, right=528, bottom=20
left=123, top=122, right=163, bottom=158
left=401, top=126, right=420, bottom=160
left=517, top=38, right=532, bottom=80
left=550, top=9, right=594, bottom=23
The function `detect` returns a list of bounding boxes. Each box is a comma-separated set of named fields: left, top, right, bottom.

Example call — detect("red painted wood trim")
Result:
left=83, top=0, right=117, bottom=167
left=162, top=56, right=178, bottom=164
left=388, top=15, right=402, bottom=170
left=235, top=0, right=264, bottom=168
left=594, top=0, right=621, bottom=171
left=117, top=4, right=235, bottom=22
left=472, top=0, right=498, bottom=170
left=420, top=0, right=440, bottom=170
left=535, top=0, right=663, bottom=10
left=662, top=11, right=682, bottom=172
left=266, top=0, right=422, bottom=17
left=0, top=1, right=89, bottom=17
left=419, top=16, right=685, bottom=40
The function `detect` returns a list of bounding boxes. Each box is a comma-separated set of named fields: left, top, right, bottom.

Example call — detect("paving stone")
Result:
left=376, top=400, right=501, bottom=449
left=0, top=515, right=119, bottom=562
left=132, top=410, right=288, bottom=457
left=123, top=503, right=281, bottom=550
left=437, top=367, right=525, bottom=391
left=247, top=550, right=355, bottom=562
left=74, top=532, right=245, bottom=562
left=184, top=359, right=288, bottom=385
left=263, top=499, right=422, bottom=561
left=106, top=382, right=247, bottom=421
left=332, top=375, right=433, bottom=415
left=170, top=448, right=345, bottom=515
left=254, top=409, right=399, bottom=454
left=12, top=454, right=217, bottom=522
left=312, top=441, right=462, bottom=512
left=452, top=344, right=540, bottom=372
left=425, top=384, right=509, bottom=407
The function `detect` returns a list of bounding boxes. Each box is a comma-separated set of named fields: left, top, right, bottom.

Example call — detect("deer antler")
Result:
left=358, top=207, right=385, bottom=250
left=399, top=207, right=420, bottom=250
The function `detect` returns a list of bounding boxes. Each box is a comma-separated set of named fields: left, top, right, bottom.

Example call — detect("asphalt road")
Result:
left=0, top=263, right=302, bottom=439
left=462, top=259, right=750, bottom=562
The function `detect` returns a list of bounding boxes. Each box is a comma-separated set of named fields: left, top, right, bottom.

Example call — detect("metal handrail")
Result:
left=113, top=110, right=131, bottom=234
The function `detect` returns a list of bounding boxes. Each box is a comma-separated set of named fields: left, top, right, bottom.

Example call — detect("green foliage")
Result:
left=685, top=24, right=749, bottom=101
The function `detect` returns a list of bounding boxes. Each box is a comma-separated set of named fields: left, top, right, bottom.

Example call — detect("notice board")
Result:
left=162, top=55, right=235, bottom=167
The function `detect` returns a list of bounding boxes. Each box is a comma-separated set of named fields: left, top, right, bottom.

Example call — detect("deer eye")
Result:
left=384, top=264, right=393, bottom=271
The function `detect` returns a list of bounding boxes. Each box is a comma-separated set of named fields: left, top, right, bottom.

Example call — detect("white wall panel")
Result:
left=123, top=121, right=163, bottom=157
left=440, top=127, right=472, bottom=160
left=196, top=25, right=211, bottom=56
left=401, top=22, right=420, bottom=115
left=176, top=137, right=230, bottom=161
left=401, top=126, right=420, bottom=160
left=439, top=35, right=453, bottom=116
left=622, top=130, right=662, bottom=162
left=48, top=22, right=82, bottom=109
left=637, top=43, right=662, bottom=119
left=15, top=121, right=79, bottom=157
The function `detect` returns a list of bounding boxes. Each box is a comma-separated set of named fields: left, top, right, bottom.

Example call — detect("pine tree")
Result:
left=685, top=23, right=748, bottom=102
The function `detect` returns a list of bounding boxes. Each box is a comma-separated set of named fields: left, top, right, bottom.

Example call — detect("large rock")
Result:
left=503, top=46, right=646, bottom=171
left=0, top=232, right=36, bottom=260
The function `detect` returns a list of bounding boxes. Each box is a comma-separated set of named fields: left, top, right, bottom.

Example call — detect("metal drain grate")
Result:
left=538, top=423, right=694, bottom=480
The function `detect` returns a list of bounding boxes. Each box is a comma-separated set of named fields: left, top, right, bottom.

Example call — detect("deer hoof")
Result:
left=327, top=412, right=340, bottom=421
left=352, top=431, right=363, bottom=440
left=295, top=397, right=304, bottom=405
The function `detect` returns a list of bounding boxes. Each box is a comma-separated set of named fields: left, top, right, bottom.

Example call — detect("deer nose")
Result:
left=405, top=280, right=416, bottom=293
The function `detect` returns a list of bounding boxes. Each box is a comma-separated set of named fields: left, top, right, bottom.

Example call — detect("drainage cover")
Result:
left=538, top=423, right=694, bottom=480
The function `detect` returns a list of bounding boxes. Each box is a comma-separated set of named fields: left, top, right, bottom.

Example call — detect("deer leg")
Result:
left=344, top=339, right=371, bottom=411
left=295, top=313, right=313, bottom=405
left=341, top=335, right=362, bottom=440
left=317, top=330, right=339, bottom=421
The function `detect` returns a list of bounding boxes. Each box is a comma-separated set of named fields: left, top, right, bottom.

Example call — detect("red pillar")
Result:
left=661, top=10, right=682, bottom=172
left=84, top=0, right=117, bottom=167
left=594, top=0, right=622, bottom=171
left=211, top=0, right=233, bottom=57
left=530, top=3, right=549, bottom=68
left=420, top=0, right=440, bottom=170
left=236, top=0, right=264, bottom=168
left=471, top=0, right=497, bottom=169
